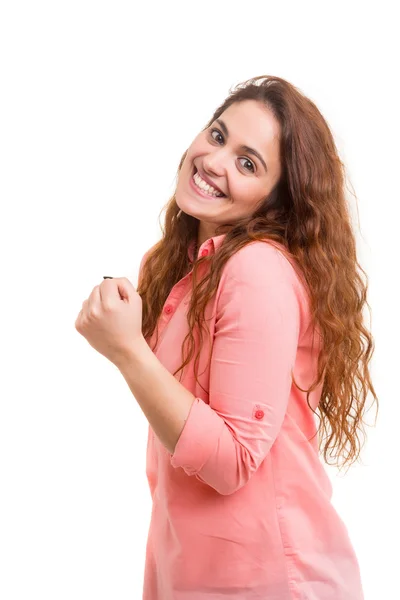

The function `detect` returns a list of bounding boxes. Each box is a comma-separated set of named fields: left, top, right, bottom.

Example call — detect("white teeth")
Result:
left=193, top=171, right=224, bottom=197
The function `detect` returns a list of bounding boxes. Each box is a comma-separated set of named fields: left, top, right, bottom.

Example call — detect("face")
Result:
left=175, top=99, right=282, bottom=248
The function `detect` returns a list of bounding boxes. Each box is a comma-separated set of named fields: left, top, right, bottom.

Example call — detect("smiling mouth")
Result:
left=192, top=166, right=227, bottom=198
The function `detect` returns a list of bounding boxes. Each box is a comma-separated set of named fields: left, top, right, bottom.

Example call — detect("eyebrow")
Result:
left=215, top=118, right=268, bottom=173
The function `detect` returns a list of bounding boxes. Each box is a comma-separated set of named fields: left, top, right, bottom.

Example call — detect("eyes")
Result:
left=209, top=128, right=256, bottom=173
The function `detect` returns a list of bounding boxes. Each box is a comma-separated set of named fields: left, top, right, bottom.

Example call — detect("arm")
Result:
left=121, top=242, right=304, bottom=495
left=116, top=337, right=196, bottom=456
left=169, top=242, right=304, bottom=495
left=116, top=246, right=195, bottom=455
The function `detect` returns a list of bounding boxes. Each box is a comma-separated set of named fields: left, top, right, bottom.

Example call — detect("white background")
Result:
left=1, top=1, right=398, bottom=598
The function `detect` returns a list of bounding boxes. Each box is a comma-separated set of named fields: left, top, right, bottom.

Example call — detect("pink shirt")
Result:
left=140, top=234, right=364, bottom=600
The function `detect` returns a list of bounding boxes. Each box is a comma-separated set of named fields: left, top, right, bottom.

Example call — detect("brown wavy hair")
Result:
left=137, top=74, right=378, bottom=471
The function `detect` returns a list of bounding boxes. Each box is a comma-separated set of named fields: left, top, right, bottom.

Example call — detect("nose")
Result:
left=202, top=150, right=227, bottom=177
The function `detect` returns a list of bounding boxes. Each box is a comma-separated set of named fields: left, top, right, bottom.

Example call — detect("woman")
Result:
left=137, top=75, right=378, bottom=599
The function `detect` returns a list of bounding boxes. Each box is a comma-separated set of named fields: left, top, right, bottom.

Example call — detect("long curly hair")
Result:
left=136, top=74, right=378, bottom=471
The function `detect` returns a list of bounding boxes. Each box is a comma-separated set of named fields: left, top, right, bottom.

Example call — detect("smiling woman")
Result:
left=135, top=74, right=377, bottom=600
left=175, top=98, right=281, bottom=248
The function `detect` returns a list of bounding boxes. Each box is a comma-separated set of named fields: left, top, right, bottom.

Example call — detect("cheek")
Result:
left=187, top=134, right=205, bottom=155
left=188, top=132, right=212, bottom=158
left=183, top=147, right=198, bottom=172
left=234, top=187, right=267, bottom=214
left=231, top=181, right=260, bottom=205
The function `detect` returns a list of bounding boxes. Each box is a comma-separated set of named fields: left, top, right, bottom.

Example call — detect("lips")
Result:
left=193, top=165, right=226, bottom=196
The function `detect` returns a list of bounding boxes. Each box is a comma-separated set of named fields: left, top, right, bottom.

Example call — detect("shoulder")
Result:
left=222, top=240, right=301, bottom=287
left=218, top=239, right=312, bottom=336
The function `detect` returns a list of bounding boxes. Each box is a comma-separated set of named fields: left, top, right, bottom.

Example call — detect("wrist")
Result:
left=114, top=336, right=149, bottom=371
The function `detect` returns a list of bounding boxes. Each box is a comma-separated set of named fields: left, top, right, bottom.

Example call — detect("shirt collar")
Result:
left=188, top=233, right=226, bottom=263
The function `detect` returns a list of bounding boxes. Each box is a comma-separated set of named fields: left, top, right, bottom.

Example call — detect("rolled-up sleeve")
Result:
left=170, top=242, right=303, bottom=495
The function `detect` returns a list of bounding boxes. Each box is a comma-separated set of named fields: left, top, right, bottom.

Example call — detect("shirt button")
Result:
left=164, top=304, right=173, bottom=314
left=255, top=410, right=264, bottom=420
left=200, top=248, right=209, bottom=257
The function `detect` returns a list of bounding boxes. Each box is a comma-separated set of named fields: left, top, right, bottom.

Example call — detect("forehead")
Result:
left=219, top=100, right=281, bottom=152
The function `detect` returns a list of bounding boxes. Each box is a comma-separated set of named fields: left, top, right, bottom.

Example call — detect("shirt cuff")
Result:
left=170, top=397, right=225, bottom=474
